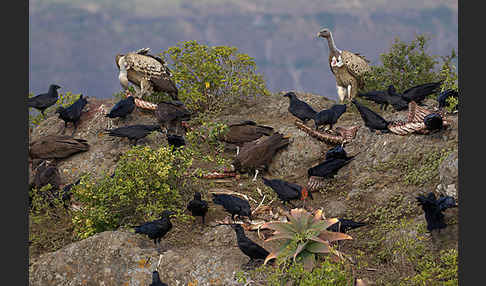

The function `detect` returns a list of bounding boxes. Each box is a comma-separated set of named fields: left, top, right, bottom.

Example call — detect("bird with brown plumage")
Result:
left=155, top=101, right=191, bottom=135
left=29, top=135, right=90, bottom=166
left=232, top=133, right=290, bottom=181
left=219, top=120, right=274, bottom=155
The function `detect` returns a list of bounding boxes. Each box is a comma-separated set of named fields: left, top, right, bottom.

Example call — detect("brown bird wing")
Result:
left=341, top=50, right=371, bottom=79
left=223, top=124, right=274, bottom=145
left=235, top=133, right=289, bottom=170
left=30, top=136, right=89, bottom=160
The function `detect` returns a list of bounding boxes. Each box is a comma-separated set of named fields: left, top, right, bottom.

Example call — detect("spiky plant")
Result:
left=262, top=208, right=352, bottom=271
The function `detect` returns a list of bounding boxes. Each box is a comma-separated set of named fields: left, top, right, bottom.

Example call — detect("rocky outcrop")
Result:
left=29, top=92, right=458, bottom=285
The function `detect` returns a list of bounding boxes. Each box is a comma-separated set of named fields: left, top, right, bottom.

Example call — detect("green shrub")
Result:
left=362, top=34, right=456, bottom=95
left=438, top=50, right=459, bottom=112
left=71, top=145, right=194, bottom=239
left=163, top=40, right=270, bottom=114
left=402, top=248, right=458, bottom=286
left=28, top=91, right=82, bottom=128
left=237, top=259, right=353, bottom=286
left=29, top=184, right=76, bottom=258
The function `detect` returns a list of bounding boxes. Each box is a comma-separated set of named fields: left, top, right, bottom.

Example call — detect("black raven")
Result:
left=149, top=271, right=168, bottom=286
left=283, top=92, right=317, bottom=123
left=262, top=177, right=312, bottom=207
left=352, top=99, right=390, bottom=133
left=60, top=178, right=81, bottom=208
left=437, top=89, right=459, bottom=109
left=105, top=96, right=135, bottom=119
left=106, top=124, right=162, bottom=145
left=134, top=210, right=175, bottom=245
left=307, top=156, right=354, bottom=179
left=167, top=134, right=185, bottom=150
left=155, top=101, right=191, bottom=134
left=212, top=193, right=252, bottom=221
left=424, top=113, right=444, bottom=131
left=313, top=104, right=346, bottom=130
left=28, top=84, right=61, bottom=117
left=416, top=192, right=457, bottom=231
left=327, top=219, right=366, bottom=233
left=187, top=192, right=209, bottom=225
left=231, top=224, right=270, bottom=264
left=357, top=90, right=389, bottom=111
left=385, top=85, right=409, bottom=111
left=56, top=94, right=88, bottom=136
left=400, top=81, right=443, bottom=104
left=325, top=145, right=348, bottom=160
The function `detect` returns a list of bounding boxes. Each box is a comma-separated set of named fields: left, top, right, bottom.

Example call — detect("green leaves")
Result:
left=71, top=145, right=193, bottom=239
left=263, top=208, right=352, bottom=271
left=162, top=40, right=270, bottom=114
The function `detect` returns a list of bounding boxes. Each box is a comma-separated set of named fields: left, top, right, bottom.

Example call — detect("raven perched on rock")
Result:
left=28, top=84, right=61, bottom=117
left=327, top=218, right=366, bottom=233
left=212, top=193, right=252, bottom=221
left=105, top=96, right=135, bottom=119
left=262, top=177, right=312, bottom=207
left=325, top=145, right=348, bottom=160
left=308, top=156, right=355, bottom=179
left=134, top=210, right=175, bottom=245
left=149, top=271, right=168, bottom=286
left=187, top=192, right=209, bottom=225
left=357, top=89, right=389, bottom=110
left=106, top=124, right=162, bottom=145
left=400, top=81, right=443, bottom=104
left=283, top=92, right=317, bottom=123
left=313, top=104, right=346, bottom=130
left=231, top=224, right=270, bottom=264
left=352, top=99, right=390, bottom=133
left=167, top=134, right=185, bottom=150
left=56, top=94, right=88, bottom=136
left=416, top=192, right=457, bottom=231
left=155, top=101, right=191, bottom=134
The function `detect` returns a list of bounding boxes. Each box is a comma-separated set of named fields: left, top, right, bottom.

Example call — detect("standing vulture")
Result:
left=115, top=48, right=179, bottom=100
left=219, top=120, right=274, bottom=155
left=155, top=101, right=191, bottom=134
left=318, top=28, right=371, bottom=102
left=232, top=133, right=290, bottom=181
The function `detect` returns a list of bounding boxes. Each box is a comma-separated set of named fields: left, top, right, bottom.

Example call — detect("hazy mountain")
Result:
left=29, top=0, right=458, bottom=100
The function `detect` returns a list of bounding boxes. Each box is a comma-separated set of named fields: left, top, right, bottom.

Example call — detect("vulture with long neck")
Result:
left=232, top=133, right=290, bottom=181
left=115, top=48, right=179, bottom=100
left=318, top=28, right=371, bottom=102
left=219, top=120, right=274, bottom=155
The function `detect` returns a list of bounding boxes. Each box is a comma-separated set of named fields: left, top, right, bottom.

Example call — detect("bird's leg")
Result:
left=252, top=170, right=259, bottom=182
left=347, top=85, right=352, bottom=101
left=336, top=85, right=347, bottom=103
left=71, top=121, right=79, bottom=137
left=236, top=146, right=240, bottom=156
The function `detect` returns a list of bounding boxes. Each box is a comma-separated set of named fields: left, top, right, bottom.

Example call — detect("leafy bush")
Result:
left=438, top=50, right=459, bottom=113
left=237, top=259, right=353, bottom=286
left=163, top=40, right=270, bottom=114
left=362, top=34, right=456, bottom=96
left=71, top=145, right=194, bottom=239
left=28, top=91, right=82, bottom=128
left=29, top=184, right=76, bottom=258
left=402, top=248, right=458, bottom=286
left=263, top=209, right=352, bottom=271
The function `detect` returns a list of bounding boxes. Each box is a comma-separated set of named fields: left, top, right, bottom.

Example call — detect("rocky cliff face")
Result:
left=29, top=92, right=458, bottom=285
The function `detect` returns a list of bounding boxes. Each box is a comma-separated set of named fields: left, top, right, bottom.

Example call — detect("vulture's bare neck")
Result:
left=326, top=32, right=341, bottom=57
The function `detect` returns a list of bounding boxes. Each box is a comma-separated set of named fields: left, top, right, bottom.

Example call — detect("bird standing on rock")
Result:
left=352, top=99, right=390, bottom=133
left=262, top=177, right=312, bottom=207
left=187, top=192, right=209, bottom=225
left=416, top=192, right=457, bottom=232
left=56, top=94, right=88, bottom=136
left=134, top=210, right=175, bottom=246
left=231, top=224, right=270, bottom=266
left=105, top=96, right=135, bottom=119
left=313, top=104, right=346, bottom=131
left=219, top=120, right=274, bottom=155
left=212, top=193, right=252, bottom=222
left=105, top=124, right=162, bottom=145
left=317, top=28, right=371, bottom=102
left=28, top=84, right=61, bottom=118
left=283, top=92, right=317, bottom=124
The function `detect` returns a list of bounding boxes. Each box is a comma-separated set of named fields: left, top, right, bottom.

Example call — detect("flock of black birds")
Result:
left=28, top=73, right=458, bottom=284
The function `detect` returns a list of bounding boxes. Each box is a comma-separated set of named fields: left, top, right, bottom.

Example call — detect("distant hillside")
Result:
left=29, top=0, right=458, bottom=100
